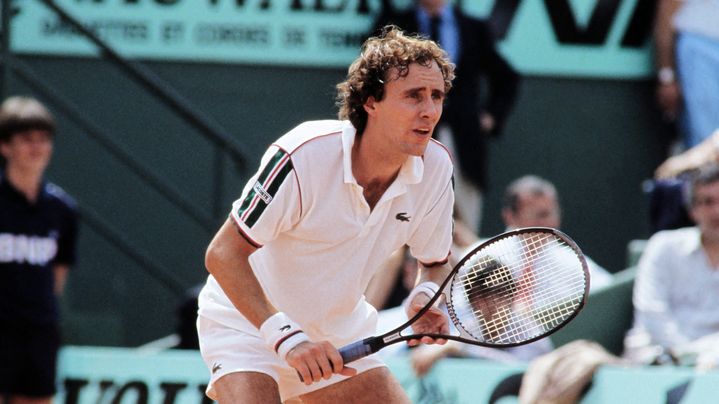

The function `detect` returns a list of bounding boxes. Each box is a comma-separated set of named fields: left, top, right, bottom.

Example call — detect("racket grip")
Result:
left=339, top=340, right=374, bottom=364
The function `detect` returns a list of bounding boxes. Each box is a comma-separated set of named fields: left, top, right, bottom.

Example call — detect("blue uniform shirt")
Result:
left=0, top=173, right=78, bottom=325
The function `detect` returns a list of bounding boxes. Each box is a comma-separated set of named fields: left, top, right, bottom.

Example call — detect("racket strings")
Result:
left=461, top=238, right=584, bottom=299
left=457, top=277, right=584, bottom=343
left=462, top=256, right=584, bottom=339
left=461, top=270, right=584, bottom=341
left=458, top=233, right=568, bottom=287
left=449, top=232, right=586, bottom=344
left=461, top=241, right=583, bottom=306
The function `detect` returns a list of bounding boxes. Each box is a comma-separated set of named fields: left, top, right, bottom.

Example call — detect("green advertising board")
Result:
left=12, top=0, right=654, bottom=78
left=58, top=346, right=719, bottom=404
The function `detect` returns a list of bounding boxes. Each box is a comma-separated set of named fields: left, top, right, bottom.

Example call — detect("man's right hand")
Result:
left=286, top=341, right=357, bottom=385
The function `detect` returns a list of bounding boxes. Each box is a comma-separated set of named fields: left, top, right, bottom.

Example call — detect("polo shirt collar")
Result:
left=340, top=122, right=424, bottom=187
left=0, top=172, right=48, bottom=206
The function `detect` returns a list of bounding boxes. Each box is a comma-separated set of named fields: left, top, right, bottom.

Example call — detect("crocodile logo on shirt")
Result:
left=395, top=212, right=411, bottom=222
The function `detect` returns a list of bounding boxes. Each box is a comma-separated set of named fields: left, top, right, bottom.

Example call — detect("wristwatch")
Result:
left=658, top=67, right=675, bottom=85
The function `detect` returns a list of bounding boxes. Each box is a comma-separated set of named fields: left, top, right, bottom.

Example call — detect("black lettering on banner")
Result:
left=120, top=0, right=182, bottom=4
left=283, top=27, right=307, bottom=47
left=318, top=0, right=371, bottom=13
left=543, top=0, right=621, bottom=45
left=61, top=378, right=214, bottom=404
left=488, top=0, right=521, bottom=40
left=620, top=0, right=655, bottom=47
left=161, top=21, right=185, bottom=43
left=487, top=0, right=653, bottom=48
left=159, top=382, right=188, bottom=404
left=318, top=29, right=365, bottom=48
left=111, top=381, right=149, bottom=404
left=313, top=0, right=348, bottom=13
left=41, top=17, right=149, bottom=42
left=97, top=380, right=117, bottom=402
left=194, top=24, right=270, bottom=45
left=282, top=0, right=370, bottom=13
left=63, top=378, right=89, bottom=404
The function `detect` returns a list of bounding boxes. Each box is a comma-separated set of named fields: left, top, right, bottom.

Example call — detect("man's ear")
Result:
left=501, top=208, right=514, bottom=228
left=688, top=204, right=698, bottom=224
left=363, top=96, right=377, bottom=116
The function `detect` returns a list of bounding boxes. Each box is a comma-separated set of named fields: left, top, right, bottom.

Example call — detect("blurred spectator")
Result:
left=370, top=0, right=520, bottom=234
left=624, top=164, right=719, bottom=366
left=0, top=96, right=79, bottom=404
left=518, top=164, right=719, bottom=403
left=654, top=0, right=719, bottom=148
left=501, top=175, right=613, bottom=289
left=655, top=128, right=719, bottom=179
left=647, top=128, right=719, bottom=233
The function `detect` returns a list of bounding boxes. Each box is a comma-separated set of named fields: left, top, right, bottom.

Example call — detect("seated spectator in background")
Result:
left=648, top=128, right=719, bottom=233
left=519, top=164, right=719, bottom=404
left=500, top=175, right=613, bottom=289
left=409, top=175, right=613, bottom=377
left=624, top=163, right=719, bottom=366
left=0, top=96, right=79, bottom=404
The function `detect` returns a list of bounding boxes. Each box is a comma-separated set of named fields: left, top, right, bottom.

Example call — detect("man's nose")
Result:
left=421, top=99, right=442, bottom=120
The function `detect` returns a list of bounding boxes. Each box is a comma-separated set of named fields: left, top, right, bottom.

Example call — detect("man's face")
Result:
left=0, top=129, right=54, bottom=175
left=690, top=180, right=719, bottom=242
left=504, top=193, right=561, bottom=229
left=364, top=61, right=445, bottom=157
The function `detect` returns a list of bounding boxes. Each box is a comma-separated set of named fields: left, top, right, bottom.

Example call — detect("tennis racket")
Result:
left=340, top=227, right=590, bottom=364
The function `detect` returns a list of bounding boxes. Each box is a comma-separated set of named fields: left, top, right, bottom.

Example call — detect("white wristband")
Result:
left=405, top=281, right=440, bottom=310
left=259, top=312, right=310, bottom=361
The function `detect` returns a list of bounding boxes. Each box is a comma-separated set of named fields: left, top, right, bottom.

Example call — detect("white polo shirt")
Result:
left=199, top=120, right=454, bottom=347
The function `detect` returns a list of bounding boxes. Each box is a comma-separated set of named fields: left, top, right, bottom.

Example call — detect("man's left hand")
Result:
left=405, top=291, right=449, bottom=347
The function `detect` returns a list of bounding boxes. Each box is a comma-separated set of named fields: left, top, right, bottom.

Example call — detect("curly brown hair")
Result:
left=336, top=25, right=455, bottom=136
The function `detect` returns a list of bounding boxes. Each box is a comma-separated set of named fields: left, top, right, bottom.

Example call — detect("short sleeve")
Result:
left=408, top=177, right=454, bottom=265
left=53, top=203, right=79, bottom=266
left=230, top=145, right=300, bottom=247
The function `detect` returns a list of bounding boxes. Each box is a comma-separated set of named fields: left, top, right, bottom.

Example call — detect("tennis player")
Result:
left=197, top=26, right=456, bottom=403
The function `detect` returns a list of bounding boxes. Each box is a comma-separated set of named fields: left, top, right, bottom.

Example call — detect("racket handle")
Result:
left=339, top=339, right=374, bottom=364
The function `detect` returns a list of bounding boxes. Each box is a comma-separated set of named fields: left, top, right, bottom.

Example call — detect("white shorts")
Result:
left=197, top=315, right=386, bottom=401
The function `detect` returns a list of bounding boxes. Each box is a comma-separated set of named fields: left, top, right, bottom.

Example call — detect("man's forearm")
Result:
left=205, top=218, right=277, bottom=328
left=416, top=261, right=452, bottom=290
left=654, top=0, right=682, bottom=71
